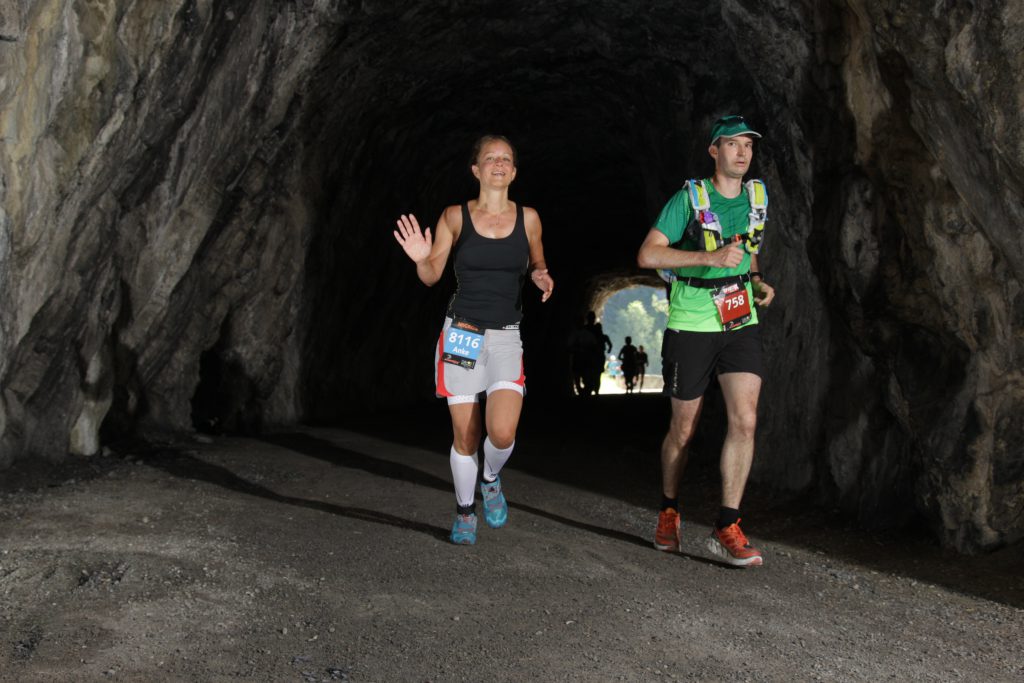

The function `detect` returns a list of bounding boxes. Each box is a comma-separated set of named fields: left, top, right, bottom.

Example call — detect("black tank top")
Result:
left=447, top=202, right=530, bottom=328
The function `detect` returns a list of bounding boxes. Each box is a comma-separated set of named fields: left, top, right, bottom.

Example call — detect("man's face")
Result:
left=709, top=135, right=755, bottom=179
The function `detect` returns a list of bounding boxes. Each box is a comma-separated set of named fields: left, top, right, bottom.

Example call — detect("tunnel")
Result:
left=0, top=0, right=1022, bottom=555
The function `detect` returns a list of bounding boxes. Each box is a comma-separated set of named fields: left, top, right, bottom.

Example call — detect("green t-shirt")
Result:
left=654, top=179, right=759, bottom=332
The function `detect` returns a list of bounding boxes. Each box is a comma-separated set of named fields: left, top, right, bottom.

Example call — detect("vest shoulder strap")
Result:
left=743, top=179, right=767, bottom=256
left=744, top=179, right=767, bottom=210
left=685, top=179, right=711, bottom=212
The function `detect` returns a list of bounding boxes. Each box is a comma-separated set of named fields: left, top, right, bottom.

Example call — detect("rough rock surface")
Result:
left=0, top=0, right=1021, bottom=553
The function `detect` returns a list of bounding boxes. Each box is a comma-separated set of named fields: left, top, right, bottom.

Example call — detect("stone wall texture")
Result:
left=0, top=0, right=1020, bottom=553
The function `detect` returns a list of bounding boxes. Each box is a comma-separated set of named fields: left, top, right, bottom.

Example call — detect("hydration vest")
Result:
left=659, top=178, right=767, bottom=283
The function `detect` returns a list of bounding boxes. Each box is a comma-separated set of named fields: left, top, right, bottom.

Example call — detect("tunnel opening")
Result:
left=592, top=282, right=668, bottom=394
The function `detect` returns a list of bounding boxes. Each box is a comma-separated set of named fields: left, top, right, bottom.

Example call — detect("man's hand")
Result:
left=708, top=242, right=744, bottom=269
left=753, top=280, right=775, bottom=307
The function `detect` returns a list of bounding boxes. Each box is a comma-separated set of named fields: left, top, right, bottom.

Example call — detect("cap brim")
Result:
left=712, top=131, right=762, bottom=144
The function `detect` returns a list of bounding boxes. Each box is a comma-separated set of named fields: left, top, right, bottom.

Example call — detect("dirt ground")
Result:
left=1, top=396, right=1022, bottom=682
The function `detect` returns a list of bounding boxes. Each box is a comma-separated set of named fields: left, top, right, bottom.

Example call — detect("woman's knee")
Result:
left=486, top=428, right=516, bottom=450
left=452, top=425, right=482, bottom=454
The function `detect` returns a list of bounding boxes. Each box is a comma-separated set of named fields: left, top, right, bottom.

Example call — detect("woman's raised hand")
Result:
left=394, top=214, right=432, bottom=263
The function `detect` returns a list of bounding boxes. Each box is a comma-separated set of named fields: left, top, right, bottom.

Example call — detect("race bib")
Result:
left=713, top=283, right=752, bottom=331
left=442, top=320, right=485, bottom=368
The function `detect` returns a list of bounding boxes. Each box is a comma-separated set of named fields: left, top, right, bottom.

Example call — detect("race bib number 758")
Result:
left=713, top=283, right=752, bottom=331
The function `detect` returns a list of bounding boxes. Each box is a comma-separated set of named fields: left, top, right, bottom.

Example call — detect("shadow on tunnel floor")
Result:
left=146, top=446, right=450, bottom=543
left=327, top=392, right=1024, bottom=609
left=255, top=431, right=729, bottom=564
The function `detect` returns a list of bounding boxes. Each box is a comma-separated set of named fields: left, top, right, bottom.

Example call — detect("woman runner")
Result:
left=393, top=135, right=554, bottom=545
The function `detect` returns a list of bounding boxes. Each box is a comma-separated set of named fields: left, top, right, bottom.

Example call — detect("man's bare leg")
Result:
left=654, top=396, right=703, bottom=552
left=706, top=371, right=763, bottom=567
left=716, top=372, right=761, bottom=509
left=661, top=396, right=704, bottom=498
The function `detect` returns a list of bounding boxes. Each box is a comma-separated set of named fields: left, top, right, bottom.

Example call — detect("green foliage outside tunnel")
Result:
left=600, top=285, right=668, bottom=377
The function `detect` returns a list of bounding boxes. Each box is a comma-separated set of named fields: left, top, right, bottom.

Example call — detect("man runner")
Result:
left=636, top=115, right=776, bottom=566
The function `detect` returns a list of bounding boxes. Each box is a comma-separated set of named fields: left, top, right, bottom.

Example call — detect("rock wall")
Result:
left=819, top=0, right=1024, bottom=551
left=0, top=0, right=1020, bottom=553
left=0, top=0, right=336, bottom=458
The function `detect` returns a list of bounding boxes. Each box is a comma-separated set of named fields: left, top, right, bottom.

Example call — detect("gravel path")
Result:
left=1, top=401, right=1022, bottom=682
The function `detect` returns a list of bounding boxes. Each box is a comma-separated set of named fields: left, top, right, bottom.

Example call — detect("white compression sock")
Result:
left=449, top=446, right=479, bottom=508
left=482, top=436, right=515, bottom=482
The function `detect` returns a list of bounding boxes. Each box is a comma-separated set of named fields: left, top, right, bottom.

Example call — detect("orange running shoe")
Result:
left=654, top=508, right=682, bottom=552
left=706, top=519, right=763, bottom=567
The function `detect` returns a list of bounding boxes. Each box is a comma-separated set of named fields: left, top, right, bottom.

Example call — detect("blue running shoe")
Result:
left=450, top=513, right=477, bottom=545
left=480, top=476, right=508, bottom=528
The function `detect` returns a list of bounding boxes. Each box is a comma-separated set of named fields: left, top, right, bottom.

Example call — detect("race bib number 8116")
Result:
left=442, top=321, right=485, bottom=368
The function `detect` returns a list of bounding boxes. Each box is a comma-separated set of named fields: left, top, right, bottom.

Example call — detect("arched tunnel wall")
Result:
left=0, top=0, right=1021, bottom=554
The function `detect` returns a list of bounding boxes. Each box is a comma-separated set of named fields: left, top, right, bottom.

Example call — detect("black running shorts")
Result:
left=661, top=325, right=763, bottom=400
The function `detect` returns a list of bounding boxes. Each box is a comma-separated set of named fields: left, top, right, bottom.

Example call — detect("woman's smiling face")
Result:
left=472, top=140, right=517, bottom=187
